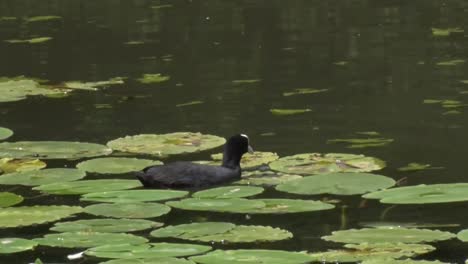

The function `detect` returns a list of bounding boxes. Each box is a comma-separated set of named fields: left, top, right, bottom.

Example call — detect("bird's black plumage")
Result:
left=136, top=134, right=252, bottom=189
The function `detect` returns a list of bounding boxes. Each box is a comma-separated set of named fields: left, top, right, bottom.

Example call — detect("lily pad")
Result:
left=283, top=88, right=328, bottom=97
left=309, top=243, right=435, bottom=263
left=176, top=101, right=204, bottom=107
left=210, top=151, right=279, bottom=169
left=86, top=242, right=211, bottom=259
left=192, top=186, right=264, bottom=199
left=363, top=183, right=468, bottom=204
left=0, top=158, right=46, bottom=173
left=190, top=249, right=313, bottom=264
left=436, top=59, right=465, bottom=66
left=34, top=232, right=147, bottom=248
left=64, top=77, right=124, bottom=91
left=0, top=238, right=38, bottom=253
left=51, top=218, right=163, bottom=233
left=240, top=199, right=335, bottom=214
left=151, top=222, right=292, bottom=243
left=84, top=203, right=171, bottom=219
left=5, top=37, right=52, bottom=44
left=107, top=132, right=225, bottom=157
left=81, top=189, right=188, bottom=203
left=269, top=153, right=385, bottom=175
left=270, top=109, right=312, bottom=116
left=328, top=138, right=394, bottom=148
left=431, top=27, right=464, bottom=36
left=397, top=163, right=443, bottom=172
left=76, top=157, right=162, bottom=174
left=0, top=205, right=83, bottom=228
left=0, top=78, right=63, bottom=103
left=0, top=141, right=112, bottom=159
left=322, top=227, right=456, bottom=244
left=101, top=258, right=196, bottom=264
left=456, top=229, right=468, bottom=242
left=362, top=259, right=448, bottom=264
left=276, top=173, right=395, bottom=196
left=26, top=16, right=62, bottom=23
left=236, top=170, right=303, bottom=186
left=167, top=198, right=264, bottom=213
left=0, top=168, right=85, bottom=186
left=137, top=74, right=170, bottom=84
left=33, top=179, right=141, bottom=195
left=0, top=127, right=13, bottom=140
left=0, top=192, right=23, bottom=207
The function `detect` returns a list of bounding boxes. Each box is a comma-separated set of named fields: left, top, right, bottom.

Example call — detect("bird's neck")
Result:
left=221, top=149, right=242, bottom=169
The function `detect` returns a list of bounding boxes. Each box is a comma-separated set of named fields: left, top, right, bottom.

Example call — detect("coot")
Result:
left=136, top=134, right=253, bottom=189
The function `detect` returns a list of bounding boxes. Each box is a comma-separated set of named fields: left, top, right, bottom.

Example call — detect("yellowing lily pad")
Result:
left=0, top=168, right=85, bottom=186
left=236, top=170, right=303, bottom=186
left=34, top=232, right=148, bottom=248
left=192, top=186, right=264, bottom=199
left=0, top=141, right=112, bottom=159
left=363, top=183, right=468, bottom=204
left=0, top=192, right=23, bottom=207
left=5, top=37, right=52, bottom=44
left=151, top=222, right=292, bottom=243
left=86, top=243, right=211, bottom=259
left=0, top=205, right=83, bottom=228
left=0, top=127, right=13, bottom=140
left=0, top=238, right=38, bottom=253
left=431, top=27, right=464, bottom=36
left=107, top=132, right=225, bottom=157
left=81, top=189, right=188, bottom=203
left=270, top=109, right=312, bottom=116
left=51, top=218, right=163, bottom=233
left=322, top=227, right=456, bottom=244
left=269, top=153, right=385, bottom=175
left=0, top=78, right=63, bottom=103
left=190, top=249, right=313, bottom=264
left=137, top=74, right=170, bottom=84
left=33, top=179, right=141, bottom=195
left=0, top=158, right=46, bottom=174
left=210, top=151, right=279, bottom=169
left=276, top=173, right=395, bottom=195
left=84, top=203, right=171, bottom=219
left=76, top=157, right=162, bottom=174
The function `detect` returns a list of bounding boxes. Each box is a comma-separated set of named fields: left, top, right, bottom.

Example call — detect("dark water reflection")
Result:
left=1, top=0, right=468, bottom=263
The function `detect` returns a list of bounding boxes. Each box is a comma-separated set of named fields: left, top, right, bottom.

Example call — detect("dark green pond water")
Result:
left=1, top=0, right=468, bottom=263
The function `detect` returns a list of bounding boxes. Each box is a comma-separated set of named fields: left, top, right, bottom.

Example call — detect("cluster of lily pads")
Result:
left=1, top=130, right=467, bottom=263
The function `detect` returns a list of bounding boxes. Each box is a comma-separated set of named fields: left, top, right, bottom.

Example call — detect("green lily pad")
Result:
left=236, top=170, right=303, bottom=186
left=270, top=109, right=312, bottom=116
left=456, top=229, right=468, bottom=242
left=0, top=205, right=83, bottom=228
left=0, top=141, right=112, bottom=159
left=210, top=151, right=279, bottom=169
left=328, top=138, right=394, bottom=148
left=436, top=59, right=465, bottom=66
left=363, top=183, right=468, bottom=204
left=5, top=37, right=52, bottom=44
left=322, top=227, right=456, bottom=244
left=283, top=88, right=328, bottom=97
left=137, top=74, right=170, bottom=84
left=192, top=186, right=264, bottom=199
left=397, top=163, right=443, bottom=172
left=33, top=179, right=141, bottom=195
left=76, top=157, right=162, bottom=174
left=0, top=168, right=86, bottom=186
left=151, top=222, right=292, bottom=243
left=241, top=199, right=335, bottom=214
left=0, top=78, right=63, bottom=103
left=0, top=238, right=38, bottom=253
left=81, top=189, right=188, bottom=203
left=0, top=192, right=23, bottom=207
left=84, top=203, right=171, bottom=219
left=0, top=158, right=46, bottom=174
left=356, top=131, right=380, bottom=136
left=64, top=77, right=124, bottom=91
left=176, top=101, right=204, bottom=107
left=86, top=242, right=211, bottom=259
left=360, top=222, right=460, bottom=229
left=310, top=243, right=435, bottom=263
left=431, top=27, right=464, bottom=36
left=269, top=153, right=385, bottom=175
left=26, top=16, right=62, bottom=23
left=190, top=249, right=313, bottom=264
left=107, top=132, right=225, bottom=157
left=362, top=259, right=449, bottom=264
left=101, top=258, right=196, bottom=264
left=276, top=173, right=395, bottom=196
left=34, top=232, right=148, bottom=248
left=0, top=127, right=13, bottom=140
left=51, top=218, right=163, bottom=233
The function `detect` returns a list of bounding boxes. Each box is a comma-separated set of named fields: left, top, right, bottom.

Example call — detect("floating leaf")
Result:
left=34, top=232, right=147, bottom=248
left=84, top=203, right=171, bottom=219
left=363, top=183, right=468, bottom=204
left=137, top=74, right=170, bottom=84
left=176, top=101, right=204, bottom=107
left=282, top=88, right=328, bottom=97
left=0, top=192, right=23, bottom=207
left=0, top=78, right=63, bottom=103
left=76, top=157, right=162, bottom=174
left=0, top=158, right=46, bottom=174
left=0, top=127, right=13, bottom=140
left=327, top=138, right=393, bottom=148
left=309, top=243, right=435, bottom=263
left=0, top=141, right=112, bottom=159
left=362, top=259, right=449, bottom=264
left=192, top=186, right=264, bottom=199
left=51, top=218, right=162, bottom=233
left=64, top=77, right=124, bottom=91
left=5, top=37, right=52, bottom=44
left=457, top=229, right=468, bottom=242
left=101, top=258, right=196, bottom=264
left=0, top=205, right=83, bottom=228
left=232, top=79, right=261, bottom=84
left=190, top=249, right=313, bottom=264
left=26, top=16, right=62, bottom=23
left=241, top=199, right=335, bottom=214
left=34, top=179, right=141, bottom=195
left=167, top=198, right=264, bottom=213
left=210, top=151, right=279, bottom=169
left=86, top=242, right=211, bottom=259
left=0, top=238, right=38, bottom=253
left=356, top=131, right=380, bottom=136
left=270, top=109, right=311, bottom=116
left=276, top=173, right=395, bottom=196
left=269, top=153, right=385, bottom=175
left=436, top=59, right=465, bottom=66
left=236, top=170, right=303, bottom=186
left=431, top=27, right=464, bottom=36
left=360, top=222, right=460, bottom=229
left=322, top=227, right=456, bottom=244
left=107, top=132, right=225, bottom=157
left=397, top=163, right=443, bottom=172
left=81, top=189, right=188, bottom=203
left=0, top=168, right=85, bottom=186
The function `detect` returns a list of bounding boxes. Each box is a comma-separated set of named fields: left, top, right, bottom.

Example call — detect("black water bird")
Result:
left=136, top=134, right=253, bottom=189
